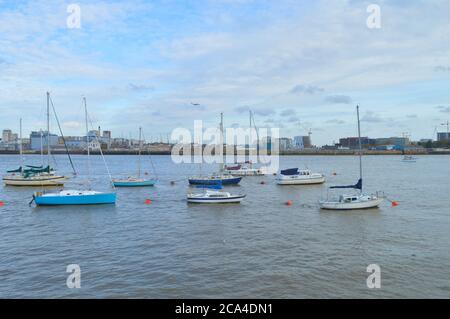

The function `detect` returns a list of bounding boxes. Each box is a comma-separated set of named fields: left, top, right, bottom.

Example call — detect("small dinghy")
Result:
left=187, top=189, right=246, bottom=204
left=33, top=190, right=116, bottom=206
left=276, top=168, right=325, bottom=185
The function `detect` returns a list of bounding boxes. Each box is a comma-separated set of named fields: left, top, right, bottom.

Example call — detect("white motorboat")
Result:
left=402, top=155, right=417, bottom=162
left=187, top=189, right=246, bottom=204
left=276, top=168, right=325, bottom=185
left=319, top=105, right=384, bottom=211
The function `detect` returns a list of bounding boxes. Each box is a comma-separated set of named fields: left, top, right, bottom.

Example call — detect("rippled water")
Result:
left=0, top=154, right=449, bottom=298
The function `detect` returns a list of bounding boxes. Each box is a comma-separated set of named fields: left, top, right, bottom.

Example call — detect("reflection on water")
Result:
left=0, top=154, right=449, bottom=298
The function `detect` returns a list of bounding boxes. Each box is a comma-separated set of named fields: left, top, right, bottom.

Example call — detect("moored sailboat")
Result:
left=188, top=113, right=242, bottom=186
left=112, top=127, right=158, bottom=187
left=32, top=97, right=116, bottom=206
left=319, top=105, right=383, bottom=210
left=3, top=99, right=67, bottom=187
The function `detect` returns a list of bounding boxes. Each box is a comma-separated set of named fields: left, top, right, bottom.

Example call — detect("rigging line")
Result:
left=49, top=96, right=77, bottom=175
left=86, top=111, right=115, bottom=189
left=141, top=131, right=158, bottom=180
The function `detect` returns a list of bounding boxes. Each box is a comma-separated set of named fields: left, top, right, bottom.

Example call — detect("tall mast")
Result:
left=220, top=112, right=224, bottom=171
left=356, top=105, right=363, bottom=193
left=46, top=92, right=51, bottom=167
left=19, top=118, right=23, bottom=169
left=138, top=126, right=142, bottom=178
left=84, top=97, right=90, bottom=189
left=40, top=129, right=44, bottom=166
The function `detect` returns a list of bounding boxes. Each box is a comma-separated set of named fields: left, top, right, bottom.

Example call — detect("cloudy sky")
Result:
left=0, top=0, right=450, bottom=145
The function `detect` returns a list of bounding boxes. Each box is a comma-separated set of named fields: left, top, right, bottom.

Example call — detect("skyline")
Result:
left=1, top=0, right=450, bottom=145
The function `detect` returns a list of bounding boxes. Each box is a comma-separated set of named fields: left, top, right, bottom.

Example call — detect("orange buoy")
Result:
left=145, top=199, right=152, bottom=205
left=286, top=200, right=293, bottom=206
left=391, top=201, right=399, bottom=207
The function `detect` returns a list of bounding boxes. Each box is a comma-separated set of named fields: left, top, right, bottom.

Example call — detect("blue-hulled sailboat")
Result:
left=112, top=127, right=157, bottom=187
left=188, top=113, right=242, bottom=186
left=32, top=96, right=116, bottom=206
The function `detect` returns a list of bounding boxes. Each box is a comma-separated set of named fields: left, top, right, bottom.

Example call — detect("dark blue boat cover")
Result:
left=330, top=178, right=362, bottom=190
left=280, top=168, right=299, bottom=176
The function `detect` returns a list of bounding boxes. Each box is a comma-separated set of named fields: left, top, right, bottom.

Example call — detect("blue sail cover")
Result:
left=194, top=184, right=223, bottom=190
left=280, top=168, right=299, bottom=176
left=330, top=178, right=362, bottom=190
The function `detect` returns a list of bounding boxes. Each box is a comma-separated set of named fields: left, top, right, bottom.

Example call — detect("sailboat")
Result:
left=187, top=182, right=246, bottom=204
left=32, top=97, right=116, bottom=206
left=188, top=113, right=242, bottom=185
left=223, top=110, right=265, bottom=176
left=112, top=127, right=158, bottom=187
left=319, top=105, right=383, bottom=210
left=3, top=94, right=67, bottom=186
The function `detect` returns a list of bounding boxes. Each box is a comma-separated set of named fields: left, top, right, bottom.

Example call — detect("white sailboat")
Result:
left=33, top=97, right=116, bottom=206
left=3, top=94, right=67, bottom=186
left=223, top=110, right=266, bottom=176
left=319, top=105, right=383, bottom=210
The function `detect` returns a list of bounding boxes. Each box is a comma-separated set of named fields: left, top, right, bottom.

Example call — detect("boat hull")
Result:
left=223, top=169, right=263, bottom=176
left=113, top=179, right=157, bottom=187
left=319, top=198, right=383, bottom=210
left=187, top=195, right=246, bottom=204
left=188, top=177, right=242, bottom=185
left=34, top=192, right=116, bottom=206
left=277, top=176, right=325, bottom=185
left=3, top=175, right=66, bottom=186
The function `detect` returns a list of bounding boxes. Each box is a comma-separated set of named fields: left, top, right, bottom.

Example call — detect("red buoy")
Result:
left=0, top=201, right=4, bottom=207
left=286, top=200, right=293, bottom=206
left=145, top=199, right=152, bottom=205
left=391, top=201, right=399, bottom=207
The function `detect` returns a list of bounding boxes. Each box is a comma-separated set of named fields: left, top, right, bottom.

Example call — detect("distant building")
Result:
left=437, top=132, right=450, bottom=141
left=375, top=137, right=410, bottom=147
left=293, top=136, right=312, bottom=149
left=339, top=137, right=374, bottom=149
left=277, top=137, right=293, bottom=151
left=2, top=129, right=12, bottom=142
left=30, top=131, right=59, bottom=151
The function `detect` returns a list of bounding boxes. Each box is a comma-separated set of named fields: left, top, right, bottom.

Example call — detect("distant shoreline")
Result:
left=1, top=149, right=449, bottom=156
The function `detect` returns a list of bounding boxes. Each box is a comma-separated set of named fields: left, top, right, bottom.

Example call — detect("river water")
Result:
left=0, top=154, right=449, bottom=298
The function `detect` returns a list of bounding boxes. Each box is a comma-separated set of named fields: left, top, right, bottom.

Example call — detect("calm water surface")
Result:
left=0, top=154, right=449, bottom=298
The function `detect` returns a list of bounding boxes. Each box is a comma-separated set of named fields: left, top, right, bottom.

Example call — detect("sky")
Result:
left=1, top=0, right=450, bottom=146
